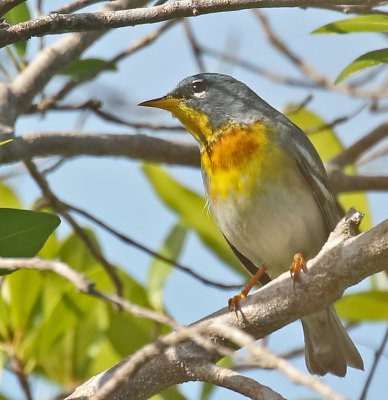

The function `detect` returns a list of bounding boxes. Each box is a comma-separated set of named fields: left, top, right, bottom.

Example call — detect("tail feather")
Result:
left=301, top=305, right=364, bottom=377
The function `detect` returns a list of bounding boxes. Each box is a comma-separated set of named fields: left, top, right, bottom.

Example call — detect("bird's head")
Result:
left=139, top=73, right=265, bottom=146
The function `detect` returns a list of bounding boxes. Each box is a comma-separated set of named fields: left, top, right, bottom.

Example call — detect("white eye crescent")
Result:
left=191, top=80, right=207, bottom=96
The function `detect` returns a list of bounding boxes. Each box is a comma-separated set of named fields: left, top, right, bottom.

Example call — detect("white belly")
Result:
left=208, top=174, right=327, bottom=278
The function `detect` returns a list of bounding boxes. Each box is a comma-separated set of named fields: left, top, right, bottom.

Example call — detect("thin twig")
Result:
left=253, top=10, right=388, bottom=99
left=43, top=19, right=177, bottom=105
left=51, top=0, right=106, bottom=14
left=66, top=202, right=242, bottom=289
left=0, top=256, right=178, bottom=327
left=304, top=102, right=368, bottom=135
left=27, top=100, right=185, bottom=131
left=359, top=326, right=388, bottom=400
left=9, top=353, right=32, bottom=400
left=23, top=159, right=124, bottom=297
left=183, top=20, right=206, bottom=72
left=330, top=121, right=388, bottom=168
left=200, top=45, right=318, bottom=89
left=357, top=142, right=388, bottom=165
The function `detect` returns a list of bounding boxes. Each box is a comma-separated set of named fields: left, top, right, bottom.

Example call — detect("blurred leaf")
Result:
left=105, top=270, right=157, bottom=357
left=156, top=386, right=188, bottom=400
left=7, top=270, right=42, bottom=334
left=200, top=382, right=214, bottom=400
left=3, top=2, right=30, bottom=57
left=336, top=291, right=388, bottom=321
left=147, top=222, right=187, bottom=311
left=335, top=48, right=388, bottom=84
left=58, top=229, right=98, bottom=272
left=0, top=209, right=60, bottom=261
left=286, top=107, right=372, bottom=230
left=0, top=351, right=5, bottom=383
left=313, top=14, right=388, bottom=34
left=38, top=231, right=61, bottom=259
left=60, top=58, right=116, bottom=81
left=142, top=164, right=244, bottom=274
left=0, top=182, right=21, bottom=208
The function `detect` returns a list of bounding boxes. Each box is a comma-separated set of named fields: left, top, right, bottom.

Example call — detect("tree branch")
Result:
left=189, top=362, right=286, bottom=400
left=65, top=211, right=388, bottom=400
left=2, top=132, right=387, bottom=194
left=0, top=0, right=385, bottom=49
left=330, top=121, right=388, bottom=168
left=0, top=0, right=148, bottom=133
left=328, top=172, right=388, bottom=193
left=0, top=132, right=201, bottom=167
left=0, top=256, right=178, bottom=327
left=24, top=159, right=124, bottom=297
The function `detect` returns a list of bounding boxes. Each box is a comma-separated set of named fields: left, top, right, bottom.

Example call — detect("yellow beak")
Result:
left=138, top=96, right=182, bottom=111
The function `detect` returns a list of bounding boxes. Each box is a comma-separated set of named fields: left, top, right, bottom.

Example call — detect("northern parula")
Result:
left=140, top=73, right=364, bottom=377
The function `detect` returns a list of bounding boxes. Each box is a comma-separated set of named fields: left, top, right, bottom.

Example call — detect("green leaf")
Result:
left=156, top=386, right=188, bottom=400
left=58, top=229, right=98, bottom=272
left=336, top=291, right=388, bottom=321
left=7, top=269, right=42, bottom=333
left=142, top=164, right=244, bottom=275
left=313, top=14, right=388, bottom=34
left=60, top=58, right=117, bottom=81
left=0, top=183, right=21, bottom=208
left=147, top=222, right=187, bottom=311
left=0, top=209, right=60, bottom=259
left=0, top=393, right=13, bottom=400
left=3, top=2, right=30, bottom=57
left=286, top=107, right=372, bottom=230
left=335, top=48, right=388, bottom=84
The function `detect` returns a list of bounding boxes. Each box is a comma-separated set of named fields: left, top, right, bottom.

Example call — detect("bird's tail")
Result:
left=301, top=305, right=364, bottom=377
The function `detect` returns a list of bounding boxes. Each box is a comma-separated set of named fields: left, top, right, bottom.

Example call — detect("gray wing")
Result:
left=223, top=235, right=272, bottom=286
left=283, top=121, right=340, bottom=233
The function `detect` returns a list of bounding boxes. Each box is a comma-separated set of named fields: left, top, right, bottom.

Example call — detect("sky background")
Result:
left=1, top=1, right=388, bottom=399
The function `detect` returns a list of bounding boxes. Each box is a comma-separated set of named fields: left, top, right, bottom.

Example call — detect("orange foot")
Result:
left=228, top=266, right=267, bottom=318
left=290, top=252, right=307, bottom=286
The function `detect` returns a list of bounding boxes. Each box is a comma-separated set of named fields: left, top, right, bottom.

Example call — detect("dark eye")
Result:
left=191, top=80, right=207, bottom=94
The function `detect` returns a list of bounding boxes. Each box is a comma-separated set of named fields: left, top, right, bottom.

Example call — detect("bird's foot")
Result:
left=228, top=266, right=267, bottom=318
left=290, top=252, right=307, bottom=286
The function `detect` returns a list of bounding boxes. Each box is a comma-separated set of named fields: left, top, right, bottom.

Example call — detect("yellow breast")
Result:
left=201, top=122, right=291, bottom=207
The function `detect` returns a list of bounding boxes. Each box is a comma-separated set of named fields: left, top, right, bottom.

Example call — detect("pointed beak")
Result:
left=138, top=95, right=182, bottom=111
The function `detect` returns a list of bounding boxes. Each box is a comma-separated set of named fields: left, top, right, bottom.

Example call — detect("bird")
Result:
left=139, top=73, right=364, bottom=377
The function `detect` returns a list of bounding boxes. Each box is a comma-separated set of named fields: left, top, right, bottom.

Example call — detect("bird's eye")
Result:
left=191, top=80, right=207, bottom=94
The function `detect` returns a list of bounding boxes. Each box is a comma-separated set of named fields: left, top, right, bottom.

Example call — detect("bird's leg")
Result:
left=290, top=252, right=307, bottom=286
left=228, top=266, right=267, bottom=317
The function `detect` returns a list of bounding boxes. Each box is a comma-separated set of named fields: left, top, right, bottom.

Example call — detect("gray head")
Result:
left=139, top=73, right=283, bottom=142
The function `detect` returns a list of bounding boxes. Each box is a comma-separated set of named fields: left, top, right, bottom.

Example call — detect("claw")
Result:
left=228, top=266, right=266, bottom=318
left=228, top=293, right=246, bottom=318
left=290, top=252, right=307, bottom=286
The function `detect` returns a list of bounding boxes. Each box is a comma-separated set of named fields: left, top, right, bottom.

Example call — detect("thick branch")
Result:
left=66, top=213, right=388, bottom=400
left=0, top=0, right=385, bottom=48
left=0, top=132, right=201, bottom=167
left=2, top=132, right=388, bottom=194
left=328, top=172, right=388, bottom=193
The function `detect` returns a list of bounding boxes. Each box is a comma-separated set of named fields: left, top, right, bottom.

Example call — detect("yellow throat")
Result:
left=166, top=103, right=290, bottom=206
